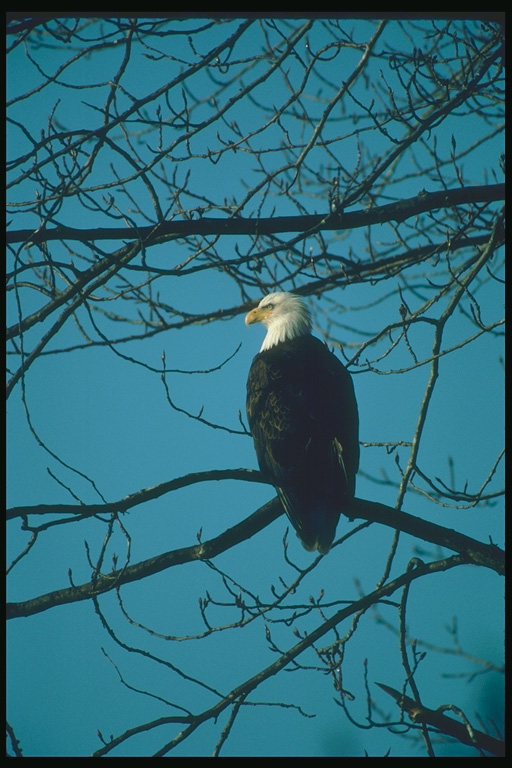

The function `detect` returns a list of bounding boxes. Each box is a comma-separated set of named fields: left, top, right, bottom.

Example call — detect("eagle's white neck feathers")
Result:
left=246, top=292, right=312, bottom=352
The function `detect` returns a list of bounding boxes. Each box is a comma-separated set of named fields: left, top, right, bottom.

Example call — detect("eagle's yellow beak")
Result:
left=245, top=306, right=269, bottom=326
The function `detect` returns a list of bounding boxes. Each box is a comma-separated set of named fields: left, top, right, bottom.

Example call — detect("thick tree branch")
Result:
left=349, top=499, right=504, bottom=576
left=377, top=682, right=505, bottom=756
left=6, top=495, right=504, bottom=620
left=6, top=468, right=263, bottom=521
left=6, top=184, right=504, bottom=246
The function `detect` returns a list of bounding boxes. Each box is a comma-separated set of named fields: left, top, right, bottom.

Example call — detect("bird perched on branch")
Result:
left=245, top=291, right=359, bottom=554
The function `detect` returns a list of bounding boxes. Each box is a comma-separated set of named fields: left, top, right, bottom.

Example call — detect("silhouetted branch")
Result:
left=107, top=553, right=466, bottom=757
left=6, top=183, right=504, bottom=246
left=377, top=682, right=505, bottom=756
left=7, top=494, right=503, bottom=620
left=6, top=468, right=263, bottom=521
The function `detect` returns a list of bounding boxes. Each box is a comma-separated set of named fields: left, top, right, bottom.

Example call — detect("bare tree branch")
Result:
left=7, top=493, right=504, bottom=620
left=377, top=683, right=505, bottom=756
left=6, top=183, right=504, bottom=246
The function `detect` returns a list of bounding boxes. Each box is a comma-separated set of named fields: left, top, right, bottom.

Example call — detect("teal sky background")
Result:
left=7, top=16, right=504, bottom=757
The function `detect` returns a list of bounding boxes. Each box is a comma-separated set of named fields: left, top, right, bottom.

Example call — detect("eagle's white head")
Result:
left=245, top=292, right=312, bottom=351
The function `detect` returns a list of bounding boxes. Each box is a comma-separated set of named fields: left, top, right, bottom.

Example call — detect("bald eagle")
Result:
left=246, top=292, right=359, bottom=554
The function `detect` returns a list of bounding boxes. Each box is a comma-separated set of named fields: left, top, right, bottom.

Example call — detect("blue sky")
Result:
left=7, top=16, right=504, bottom=757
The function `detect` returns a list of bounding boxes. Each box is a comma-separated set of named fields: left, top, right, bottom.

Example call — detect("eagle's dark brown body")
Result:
left=247, top=334, right=359, bottom=553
